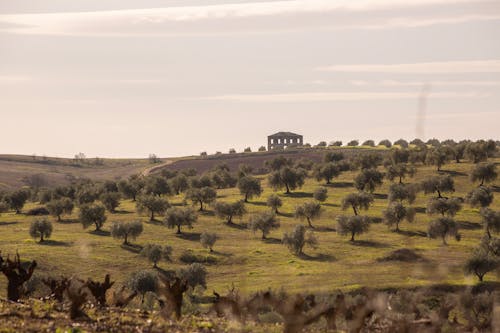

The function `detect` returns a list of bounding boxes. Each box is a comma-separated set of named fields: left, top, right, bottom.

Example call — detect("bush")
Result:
left=362, top=140, right=375, bottom=147
left=29, top=218, right=53, bottom=242
left=179, top=250, right=217, bottom=264
left=378, top=139, right=392, bottom=148
left=26, top=206, right=50, bottom=216
left=347, top=140, right=359, bottom=147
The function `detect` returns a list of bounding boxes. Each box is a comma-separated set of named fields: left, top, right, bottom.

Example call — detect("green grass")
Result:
left=0, top=158, right=498, bottom=297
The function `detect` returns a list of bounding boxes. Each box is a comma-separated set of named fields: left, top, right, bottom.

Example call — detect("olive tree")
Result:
left=378, top=139, right=392, bottom=148
left=140, top=244, right=173, bottom=268
left=383, top=202, right=415, bottom=232
left=29, top=218, right=53, bottom=243
left=295, top=201, right=322, bottom=228
left=143, top=176, right=171, bottom=197
left=466, top=187, right=494, bottom=208
left=185, top=187, right=217, bottom=211
left=79, top=203, right=107, bottom=231
left=337, top=215, right=371, bottom=241
left=421, top=175, right=455, bottom=198
left=177, top=263, right=207, bottom=290
left=394, top=139, right=409, bottom=148
left=354, top=169, right=384, bottom=193
left=313, top=163, right=340, bottom=184
left=388, top=183, right=417, bottom=204
left=237, top=176, right=262, bottom=202
left=362, top=140, right=375, bottom=147
left=425, top=147, right=451, bottom=171
left=470, top=163, right=497, bottom=186
left=341, top=192, right=373, bottom=215
left=480, top=208, right=500, bottom=239
left=200, top=232, right=217, bottom=252
left=464, top=248, right=499, bottom=282
left=164, top=207, right=197, bottom=234
left=385, top=163, right=416, bottom=184
left=248, top=211, right=280, bottom=239
left=4, top=190, right=30, bottom=214
left=268, top=167, right=306, bottom=194
left=426, top=197, right=462, bottom=217
left=127, top=270, right=158, bottom=303
left=170, top=174, right=189, bottom=195
left=0, top=201, right=8, bottom=216
left=111, top=221, right=143, bottom=245
left=282, top=224, right=318, bottom=255
left=100, top=192, right=121, bottom=213
left=213, top=201, right=246, bottom=224
left=46, top=198, right=74, bottom=221
left=266, top=194, right=283, bottom=214
left=136, top=194, right=170, bottom=221
left=313, top=187, right=328, bottom=202
left=428, top=217, right=460, bottom=245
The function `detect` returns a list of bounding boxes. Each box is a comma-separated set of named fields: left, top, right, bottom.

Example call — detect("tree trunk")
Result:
left=244, top=193, right=249, bottom=203
left=486, top=227, right=491, bottom=239
left=307, top=218, right=313, bottom=228
left=352, top=206, right=358, bottom=216
left=199, top=201, right=204, bottom=211
left=262, top=232, right=266, bottom=240
left=228, top=215, right=233, bottom=224
left=442, top=236, right=447, bottom=246
left=40, top=234, right=44, bottom=242
left=350, top=232, right=355, bottom=242
left=150, top=211, right=155, bottom=221
left=176, top=225, right=181, bottom=234
left=57, top=215, right=61, bottom=222
left=95, top=222, right=101, bottom=231
left=285, top=184, right=290, bottom=194
left=123, top=234, right=128, bottom=245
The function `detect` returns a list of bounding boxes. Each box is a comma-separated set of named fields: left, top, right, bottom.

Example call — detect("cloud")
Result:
left=202, top=91, right=489, bottom=102
left=319, top=60, right=500, bottom=73
left=0, top=0, right=497, bottom=36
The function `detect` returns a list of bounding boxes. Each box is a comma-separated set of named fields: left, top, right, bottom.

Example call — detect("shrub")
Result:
left=378, top=139, right=392, bottom=148
left=347, top=140, right=359, bottom=147
left=362, top=140, right=375, bottom=147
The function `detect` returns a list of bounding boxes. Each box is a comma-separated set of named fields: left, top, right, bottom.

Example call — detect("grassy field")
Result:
left=0, top=157, right=498, bottom=299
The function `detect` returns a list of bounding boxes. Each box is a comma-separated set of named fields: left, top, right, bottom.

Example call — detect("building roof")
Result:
left=268, top=131, right=302, bottom=137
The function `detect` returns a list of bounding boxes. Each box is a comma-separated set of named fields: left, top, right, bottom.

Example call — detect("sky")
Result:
left=0, top=0, right=499, bottom=158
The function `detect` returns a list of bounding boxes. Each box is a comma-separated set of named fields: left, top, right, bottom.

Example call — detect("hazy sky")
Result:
left=1, top=0, right=499, bottom=158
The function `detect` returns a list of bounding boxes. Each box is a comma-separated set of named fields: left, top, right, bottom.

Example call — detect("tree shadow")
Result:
left=58, top=218, right=80, bottom=224
left=262, top=237, right=281, bottom=244
left=396, top=230, right=427, bottom=237
left=225, top=222, right=247, bottom=230
left=457, top=221, right=482, bottom=230
left=176, top=232, right=201, bottom=241
left=200, top=210, right=215, bottom=217
left=350, top=240, right=389, bottom=248
left=0, top=221, right=18, bottom=226
left=278, top=212, right=294, bottom=218
left=285, top=192, right=313, bottom=198
left=145, top=219, right=163, bottom=226
left=372, top=193, right=388, bottom=200
left=491, top=185, right=500, bottom=193
left=439, top=169, right=467, bottom=177
left=121, top=243, right=143, bottom=253
left=247, top=201, right=267, bottom=206
left=113, top=210, right=132, bottom=214
left=314, top=226, right=336, bottom=232
left=211, top=250, right=233, bottom=257
left=154, top=267, right=176, bottom=280
left=322, top=203, right=340, bottom=208
left=298, top=253, right=336, bottom=262
left=89, top=230, right=111, bottom=236
left=39, top=240, right=72, bottom=247
left=414, top=207, right=427, bottom=214
left=330, top=182, right=354, bottom=188
left=371, top=217, right=383, bottom=224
